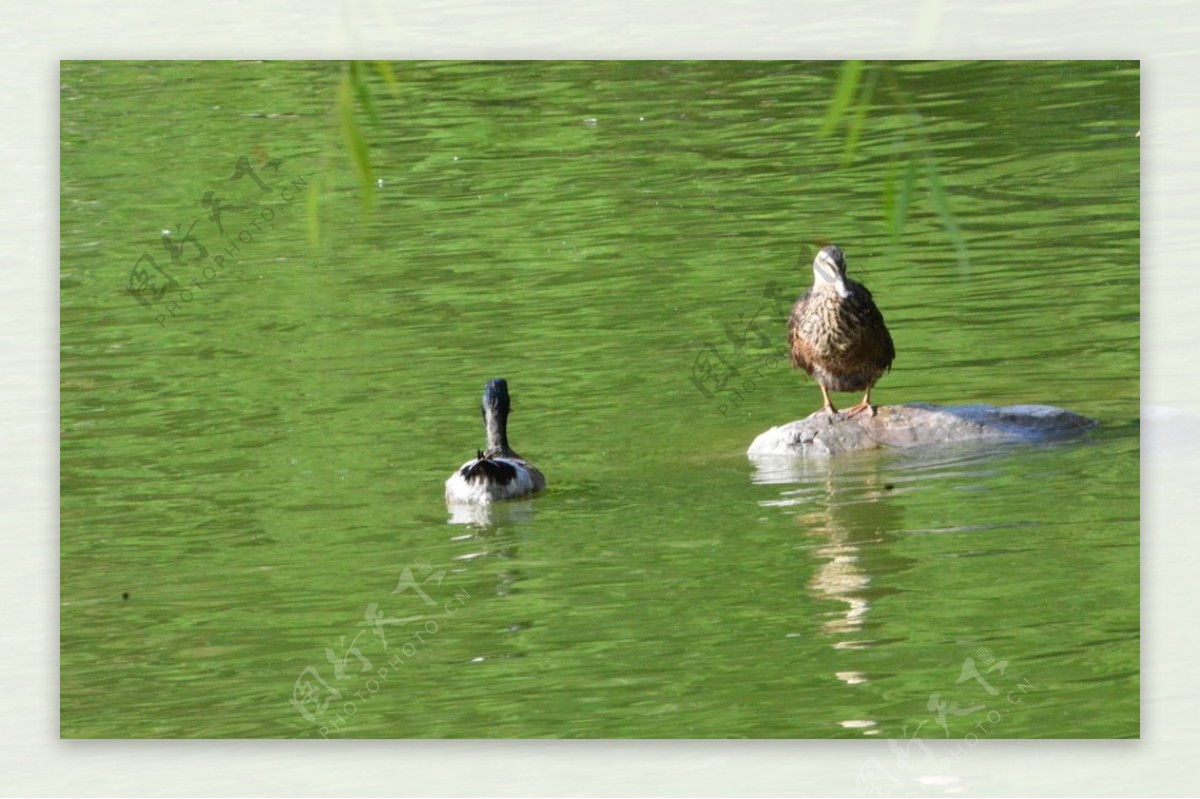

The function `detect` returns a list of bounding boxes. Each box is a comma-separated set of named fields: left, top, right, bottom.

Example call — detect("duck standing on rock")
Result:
left=445, top=378, right=546, bottom=504
left=787, top=245, right=895, bottom=417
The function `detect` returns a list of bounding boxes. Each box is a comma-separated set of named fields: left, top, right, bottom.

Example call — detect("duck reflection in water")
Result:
left=752, top=455, right=910, bottom=657
left=447, top=499, right=538, bottom=528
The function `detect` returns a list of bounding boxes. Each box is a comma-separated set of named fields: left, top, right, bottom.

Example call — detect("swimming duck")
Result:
left=445, top=378, right=546, bottom=504
left=787, top=245, right=895, bottom=416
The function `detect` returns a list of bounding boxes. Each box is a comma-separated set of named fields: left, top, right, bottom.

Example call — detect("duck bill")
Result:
left=833, top=277, right=851, bottom=299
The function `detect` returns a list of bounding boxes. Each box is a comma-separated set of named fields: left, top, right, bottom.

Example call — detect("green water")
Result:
left=60, top=60, right=1139, bottom=739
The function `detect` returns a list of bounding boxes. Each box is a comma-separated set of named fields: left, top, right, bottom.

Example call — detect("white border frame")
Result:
left=7, top=1, right=1190, bottom=795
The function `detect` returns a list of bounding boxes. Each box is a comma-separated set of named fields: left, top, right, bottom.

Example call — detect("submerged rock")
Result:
left=747, top=403, right=1097, bottom=458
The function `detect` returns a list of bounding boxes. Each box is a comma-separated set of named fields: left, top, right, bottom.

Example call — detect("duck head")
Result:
left=812, top=245, right=851, bottom=299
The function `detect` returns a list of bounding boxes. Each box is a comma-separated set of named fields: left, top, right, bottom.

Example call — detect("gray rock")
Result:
left=747, top=403, right=1097, bottom=458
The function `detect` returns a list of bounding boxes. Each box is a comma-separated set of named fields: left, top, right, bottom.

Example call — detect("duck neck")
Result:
left=483, top=403, right=510, bottom=455
left=814, top=275, right=851, bottom=300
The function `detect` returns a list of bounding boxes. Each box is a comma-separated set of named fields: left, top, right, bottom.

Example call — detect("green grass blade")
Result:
left=372, top=60, right=398, bottom=91
left=895, top=157, right=918, bottom=238
left=882, top=162, right=895, bottom=234
left=306, top=173, right=322, bottom=247
left=883, top=155, right=917, bottom=244
left=922, top=154, right=969, bottom=272
left=349, top=60, right=380, bottom=127
left=819, top=60, right=864, bottom=138
left=338, top=69, right=375, bottom=210
left=840, top=64, right=879, bottom=164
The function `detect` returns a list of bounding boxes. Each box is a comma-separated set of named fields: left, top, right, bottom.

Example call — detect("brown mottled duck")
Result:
left=787, top=245, right=895, bottom=417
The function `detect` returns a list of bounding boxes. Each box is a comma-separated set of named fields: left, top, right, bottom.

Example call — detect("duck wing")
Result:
left=786, top=289, right=816, bottom=372
left=845, top=281, right=896, bottom=371
left=460, top=453, right=520, bottom=485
